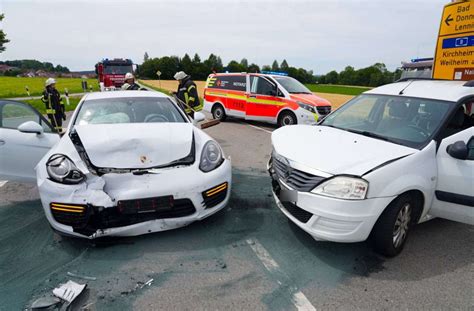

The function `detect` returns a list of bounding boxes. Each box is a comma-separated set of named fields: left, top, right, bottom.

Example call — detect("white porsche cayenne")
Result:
left=0, top=91, right=231, bottom=238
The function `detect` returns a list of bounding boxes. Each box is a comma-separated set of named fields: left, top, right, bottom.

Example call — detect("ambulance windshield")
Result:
left=274, top=76, right=312, bottom=94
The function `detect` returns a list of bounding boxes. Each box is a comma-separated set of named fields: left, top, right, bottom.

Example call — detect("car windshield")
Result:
left=103, top=65, right=133, bottom=75
left=74, top=97, right=187, bottom=125
left=274, top=76, right=312, bottom=94
left=320, top=94, right=452, bottom=149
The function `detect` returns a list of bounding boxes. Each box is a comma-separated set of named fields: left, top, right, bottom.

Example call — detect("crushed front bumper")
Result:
left=38, top=159, right=232, bottom=238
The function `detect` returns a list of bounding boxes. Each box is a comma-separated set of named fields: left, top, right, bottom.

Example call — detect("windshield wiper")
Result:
left=290, top=91, right=312, bottom=94
left=346, top=129, right=398, bottom=144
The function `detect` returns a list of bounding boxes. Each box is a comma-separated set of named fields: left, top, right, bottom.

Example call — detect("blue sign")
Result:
left=442, top=36, right=474, bottom=49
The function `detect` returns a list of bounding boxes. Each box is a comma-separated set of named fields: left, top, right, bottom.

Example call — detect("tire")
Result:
left=278, top=111, right=297, bottom=127
left=212, top=104, right=226, bottom=121
left=371, top=193, right=415, bottom=257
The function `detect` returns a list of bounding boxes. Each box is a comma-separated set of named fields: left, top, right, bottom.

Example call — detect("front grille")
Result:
left=202, top=182, right=228, bottom=209
left=273, top=157, right=324, bottom=192
left=52, top=198, right=196, bottom=236
left=281, top=202, right=313, bottom=223
left=317, top=106, right=331, bottom=116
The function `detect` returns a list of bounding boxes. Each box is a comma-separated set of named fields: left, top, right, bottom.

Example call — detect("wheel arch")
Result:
left=276, top=108, right=297, bottom=123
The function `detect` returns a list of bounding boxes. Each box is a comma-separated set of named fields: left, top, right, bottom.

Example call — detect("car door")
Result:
left=430, top=124, right=474, bottom=225
left=246, top=75, right=284, bottom=122
left=0, top=100, right=60, bottom=183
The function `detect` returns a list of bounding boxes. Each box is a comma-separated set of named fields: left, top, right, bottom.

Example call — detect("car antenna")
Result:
left=398, top=80, right=415, bottom=95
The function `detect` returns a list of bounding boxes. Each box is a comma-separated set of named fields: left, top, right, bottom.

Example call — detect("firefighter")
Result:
left=173, top=71, right=202, bottom=115
left=121, top=72, right=141, bottom=90
left=41, top=78, right=66, bottom=133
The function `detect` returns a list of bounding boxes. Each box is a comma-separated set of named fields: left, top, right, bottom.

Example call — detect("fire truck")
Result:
left=95, top=58, right=134, bottom=91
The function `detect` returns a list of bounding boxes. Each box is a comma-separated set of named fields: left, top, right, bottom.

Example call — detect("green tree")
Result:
left=261, top=65, right=271, bottom=72
left=271, top=60, right=279, bottom=71
left=226, top=60, right=245, bottom=73
left=0, top=14, right=9, bottom=53
left=240, top=58, right=248, bottom=70
left=144, top=52, right=149, bottom=62
left=247, top=63, right=260, bottom=73
left=325, top=70, right=339, bottom=84
left=280, top=59, right=289, bottom=72
left=181, top=53, right=193, bottom=75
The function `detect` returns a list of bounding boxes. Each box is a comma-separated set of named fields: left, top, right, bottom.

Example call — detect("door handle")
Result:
left=249, top=95, right=257, bottom=98
left=0, top=140, right=5, bottom=146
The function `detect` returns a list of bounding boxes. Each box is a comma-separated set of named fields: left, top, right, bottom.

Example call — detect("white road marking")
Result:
left=0, top=181, right=7, bottom=188
left=244, top=123, right=273, bottom=134
left=246, top=239, right=316, bottom=311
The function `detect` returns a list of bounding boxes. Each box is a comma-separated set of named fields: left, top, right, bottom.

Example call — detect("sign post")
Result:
left=156, top=70, right=162, bottom=88
left=432, top=0, right=474, bottom=80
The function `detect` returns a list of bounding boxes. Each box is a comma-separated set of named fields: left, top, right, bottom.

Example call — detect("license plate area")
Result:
left=117, top=196, right=174, bottom=214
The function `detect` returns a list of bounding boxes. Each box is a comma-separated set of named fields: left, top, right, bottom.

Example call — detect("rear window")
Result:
left=207, top=75, right=246, bottom=91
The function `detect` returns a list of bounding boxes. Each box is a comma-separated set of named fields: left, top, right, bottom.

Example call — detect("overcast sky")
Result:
left=0, top=0, right=447, bottom=74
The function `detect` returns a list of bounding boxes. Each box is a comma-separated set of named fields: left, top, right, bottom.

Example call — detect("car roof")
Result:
left=82, top=90, right=169, bottom=100
left=365, top=80, right=473, bottom=102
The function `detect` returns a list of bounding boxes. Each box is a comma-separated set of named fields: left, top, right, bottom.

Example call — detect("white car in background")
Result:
left=0, top=91, right=231, bottom=238
left=269, top=79, right=473, bottom=256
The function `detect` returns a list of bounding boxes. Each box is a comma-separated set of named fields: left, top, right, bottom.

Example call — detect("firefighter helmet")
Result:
left=125, top=72, right=134, bottom=80
left=174, top=71, right=188, bottom=81
left=45, top=78, right=56, bottom=87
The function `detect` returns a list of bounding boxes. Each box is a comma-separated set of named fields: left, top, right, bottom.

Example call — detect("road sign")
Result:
left=156, top=70, right=162, bottom=77
left=432, top=0, right=474, bottom=80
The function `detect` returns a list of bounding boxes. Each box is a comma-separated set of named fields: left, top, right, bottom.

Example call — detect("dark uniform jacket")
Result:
left=41, top=87, right=65, bottom=130
left=176, top=76, right=201, bottom=112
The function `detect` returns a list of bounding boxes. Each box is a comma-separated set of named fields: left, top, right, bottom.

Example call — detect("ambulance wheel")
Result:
left=372, top=193, right=416, bottom=257
left=278, top=111, right=297, bottom=127
left=212, top=104, right=226, bottom=121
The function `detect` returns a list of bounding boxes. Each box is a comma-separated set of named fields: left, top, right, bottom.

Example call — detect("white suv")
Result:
left=269, top=79, right=473, bottom=256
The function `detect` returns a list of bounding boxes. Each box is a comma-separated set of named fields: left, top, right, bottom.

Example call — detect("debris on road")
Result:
left=52, top=280, right=87, bottom=304
left=141, top=278, right=154, bottom=288
left=31, top=296, right=61, bottom=310
left=67, top=271, right=97, bottom=281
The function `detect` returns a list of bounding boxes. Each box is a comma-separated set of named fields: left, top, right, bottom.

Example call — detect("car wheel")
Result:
left=212, top=104, right=226, bottom=121
left=278, top=111, right=297, bottom=127
left=372, top=194, right=415, bottom=257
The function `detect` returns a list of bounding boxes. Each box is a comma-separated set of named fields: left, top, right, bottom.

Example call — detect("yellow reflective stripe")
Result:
left=194, top=104, right=203, bottom=112
left=46, top=109, right=56, bottom=114
left=187, top=85, right=196, bottom=92
left=51, top=203, right=85, bottom=210
left=206, top=91, right=248, bottom=101
left=313, top=113, right=319, bottom=122
left=207, top=91, right=227, bottom=97
left=184, top=92, right=189, bottom=104
left=188, top=97, right=195, bottom=102
left=51, top=207, right=84, bottom=213
left=247, top=97, right=285, bottom=106
left=206, top=183, right=228, bottom=196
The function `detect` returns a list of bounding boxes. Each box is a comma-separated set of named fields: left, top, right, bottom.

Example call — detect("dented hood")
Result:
left=73, top=123, right=193, bottom=169
left=272, top=125, right=416, bottom=176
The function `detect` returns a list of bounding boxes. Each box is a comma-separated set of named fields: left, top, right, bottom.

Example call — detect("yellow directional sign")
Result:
left=432, top=0, right=474, bottom=80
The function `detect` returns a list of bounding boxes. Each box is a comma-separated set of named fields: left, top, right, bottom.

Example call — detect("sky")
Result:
left=0, top=0, right=448, bottom=74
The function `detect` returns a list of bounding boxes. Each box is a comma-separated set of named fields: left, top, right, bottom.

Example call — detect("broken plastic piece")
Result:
left=31, top=296, right=61, bottom=309
left=53, top=280, right=87, bottom=303
left=140, top=278, right=154, bottom=288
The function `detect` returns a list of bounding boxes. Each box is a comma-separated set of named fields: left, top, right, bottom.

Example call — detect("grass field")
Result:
left=0, top=76, right=98, bottom=98
left=305, top=84, right=371, bottom=96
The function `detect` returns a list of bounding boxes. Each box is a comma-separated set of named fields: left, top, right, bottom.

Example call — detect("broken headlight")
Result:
left=46, top=154, right=86, bottom=184
left=199, top=140, right=223, bottom=172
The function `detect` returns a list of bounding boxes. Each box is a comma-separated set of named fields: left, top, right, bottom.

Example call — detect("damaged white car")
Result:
left=0, top=91, right=231, bottom=238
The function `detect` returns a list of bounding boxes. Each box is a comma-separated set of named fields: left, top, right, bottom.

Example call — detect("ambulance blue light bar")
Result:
left=261, top=71, right=288, bottom=76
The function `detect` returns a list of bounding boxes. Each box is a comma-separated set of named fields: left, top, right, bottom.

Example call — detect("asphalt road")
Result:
left=0, top=115, right=473, bottom=310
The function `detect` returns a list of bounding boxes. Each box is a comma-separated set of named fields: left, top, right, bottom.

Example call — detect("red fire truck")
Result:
left=95, top=58, right=134, bottom=91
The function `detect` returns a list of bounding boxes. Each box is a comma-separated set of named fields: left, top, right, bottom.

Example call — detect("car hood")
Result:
left=73, top=123, right=193, bottom=169
left=289, top=93, right=331, bottom=106
left=271, top=125, right=416, bottom=176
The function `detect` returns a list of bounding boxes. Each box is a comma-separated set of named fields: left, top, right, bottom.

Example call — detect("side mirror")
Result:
left=446, top=140, right=468, bottom=160
left=18, top=121, right=44, bottom=135
left=193, top=111, right=205, bottom=124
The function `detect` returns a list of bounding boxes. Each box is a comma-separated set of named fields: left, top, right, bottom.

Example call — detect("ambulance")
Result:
left=203, top=73, right=332, bottom=127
